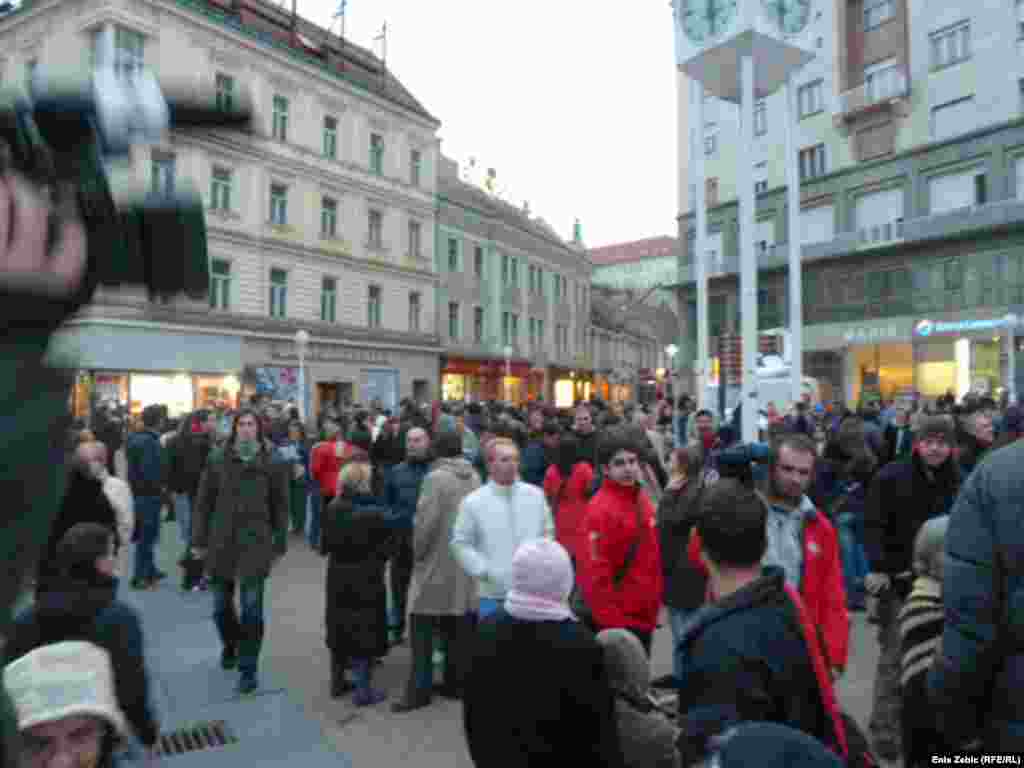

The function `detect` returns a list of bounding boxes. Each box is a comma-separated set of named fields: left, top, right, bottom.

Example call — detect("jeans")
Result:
left=212, top=577, right=267, bottom=676
left=308, top=493, right=325, bottom=550
left=388, top=531, right=413, bottom=635
left=837, top=512, right=869, bottom=607
left=669, top=607, right=697, bottom=684
left=477, top=598, right=501, bottom=619
left=133, top=495, right=162, bottom=582
left=174, top=493, right=192, bottom=551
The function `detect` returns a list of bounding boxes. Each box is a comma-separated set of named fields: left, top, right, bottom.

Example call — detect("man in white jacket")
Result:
left=85, top=441, right=135, bottom=550
left=451, top=437, right=554, bottom=618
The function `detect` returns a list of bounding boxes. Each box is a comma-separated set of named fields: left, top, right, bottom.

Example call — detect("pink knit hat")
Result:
left=505, top=539, right=576, bottom=622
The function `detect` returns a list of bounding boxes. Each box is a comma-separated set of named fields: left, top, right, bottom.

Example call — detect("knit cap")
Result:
left=4, top=642, right=127, bottom=738
left=914, top=415, right=955, bottom=444
left=504, top=539, right=575, bottom=622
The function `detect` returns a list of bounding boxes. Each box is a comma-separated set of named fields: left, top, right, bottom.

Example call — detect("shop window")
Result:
left=269, top=268, right=287, bottom=318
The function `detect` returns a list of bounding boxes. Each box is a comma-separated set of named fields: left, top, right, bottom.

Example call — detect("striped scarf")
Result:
left=898, top=576, right=944, bottom=689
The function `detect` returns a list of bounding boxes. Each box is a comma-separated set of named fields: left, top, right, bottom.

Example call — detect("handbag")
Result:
left=570, top=498, right=646, bottom=629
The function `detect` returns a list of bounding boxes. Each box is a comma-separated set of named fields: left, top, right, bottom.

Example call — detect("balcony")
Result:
left=857, top=218, right=905, bottom=249
left=835, top=66, right=909, bottom=127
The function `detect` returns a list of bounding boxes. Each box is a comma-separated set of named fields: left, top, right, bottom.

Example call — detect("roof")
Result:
left=588, top=235, right=678, bottom=266
left=174, top=0, right=438, bottom=123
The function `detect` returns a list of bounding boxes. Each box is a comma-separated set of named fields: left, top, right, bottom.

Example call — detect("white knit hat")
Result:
left=504, top=539, right=576, bottom=623
left=3, top=642, right=127, bottom=738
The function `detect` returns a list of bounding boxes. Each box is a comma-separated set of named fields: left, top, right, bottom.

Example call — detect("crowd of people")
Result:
left=5, top=384, right=1024, bottom=767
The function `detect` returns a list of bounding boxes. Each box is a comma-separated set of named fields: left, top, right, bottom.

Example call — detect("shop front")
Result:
left=548, top=367, right=595, bottom=409
left=441, top=356, right=532, bottom=405
left=48, top=323, right=245, bottom=420
left=245, top=337, right=438, bottom=418
left=637, top=368, right=658, bottom=405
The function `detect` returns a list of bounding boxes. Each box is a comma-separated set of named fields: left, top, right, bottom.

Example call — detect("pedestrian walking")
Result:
left=125, top=404, right=167, bottom=591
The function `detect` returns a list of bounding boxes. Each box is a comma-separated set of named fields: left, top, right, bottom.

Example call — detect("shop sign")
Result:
left=271, top=346, right=390, bottom=364
left=843, top=323, right=908, bottom=345
left=912, top=314, right=1019, bottom=338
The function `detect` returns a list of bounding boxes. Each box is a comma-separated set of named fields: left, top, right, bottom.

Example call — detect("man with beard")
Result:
left=863, top=415, right=959, bottom=761
left=383, top=426, right=433, bottom=646
left=36, top=442, right=121, bottom=596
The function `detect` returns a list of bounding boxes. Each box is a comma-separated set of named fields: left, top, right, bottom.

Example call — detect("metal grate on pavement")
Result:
left=154, top=720, right=238, bottom=757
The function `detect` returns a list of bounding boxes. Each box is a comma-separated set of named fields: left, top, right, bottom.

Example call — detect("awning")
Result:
left=46, top=324, right=244, bottom=374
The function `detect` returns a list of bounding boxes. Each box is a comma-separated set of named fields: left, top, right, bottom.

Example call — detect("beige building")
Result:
left=2, top=0, right=441, bottom=419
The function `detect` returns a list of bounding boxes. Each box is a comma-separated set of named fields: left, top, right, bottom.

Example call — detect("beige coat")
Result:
left=407, top=457, right=482, bottom=616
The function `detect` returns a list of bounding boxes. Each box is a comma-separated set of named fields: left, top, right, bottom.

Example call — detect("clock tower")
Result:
left=672, top=0, right=814, bottom=441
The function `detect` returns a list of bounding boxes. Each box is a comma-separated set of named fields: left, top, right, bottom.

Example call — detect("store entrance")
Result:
left=316, top=381, right=354, bottom=415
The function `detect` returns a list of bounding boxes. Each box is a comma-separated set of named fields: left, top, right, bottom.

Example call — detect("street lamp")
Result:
left=665, top=344, right=679, bottom=399
left=294, top=329, right=310, bottom=422
left=503, top=345, right=513, bottom=403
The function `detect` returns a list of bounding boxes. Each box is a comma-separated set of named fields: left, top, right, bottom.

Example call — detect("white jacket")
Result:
left=102, top=474, right=135, bottom=546
left=451, top=479, right=554, bottom=600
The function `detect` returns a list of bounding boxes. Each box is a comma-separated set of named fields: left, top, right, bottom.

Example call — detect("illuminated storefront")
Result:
left=441, top=357, right=531, bottom=404
left=549, top=367, right=595, bottom=408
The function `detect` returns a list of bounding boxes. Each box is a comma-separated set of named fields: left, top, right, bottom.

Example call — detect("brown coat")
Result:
left=193, top=440, right=289, bottom=582
left=407, top=457, right=481, bottom=616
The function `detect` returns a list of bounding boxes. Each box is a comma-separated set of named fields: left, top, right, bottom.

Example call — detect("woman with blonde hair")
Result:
left=321, top=430, right=395, bottom=706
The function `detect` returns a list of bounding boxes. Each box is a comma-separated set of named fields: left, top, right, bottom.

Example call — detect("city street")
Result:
left=147, top=520, right=882, bottom=767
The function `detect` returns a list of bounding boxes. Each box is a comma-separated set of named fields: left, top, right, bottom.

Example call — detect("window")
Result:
left=448, top=302, right=460, bottom=340
left=409, top=292, right=422, bottom=332
left=930, top=22, right=970, bottom=70
left=553, top=274, right=560, bottom=299
left=754, top=99, right=767, bottom=135
left=975, top=173, right=987, bottom=206
left=151, top=152, right=175, bottom=197
left=944, top=259, right=963, bottom=292
left=799, top=144, right=827, bottom=181
left=801, top=204, right=835, bottom=245
left=930, top=97, right=975, bottom=142
left=215, top=74, right=234, bottom=112
left=474, top=245, right=484, bottom=278
left=502, top=311, right=511, bottom=346
left=447, top=238, right=458, bottom=271
left=408, top=220, right=422, bottom=259
left=528, top=265, right=536, bottom=294
left=209, top=259, right=231, bottom=311
left=855, top=187, right=904, bottom=241
left=929, top=169, right=984, bottom=215
left=864, top=0, right=894, bottom=30
left=864, top=58, right=901, bottom=103
left=474, top=307, right=485, bottom=343
left=704, top=132, right=717, bottom=156
left=272, top=95, right=288, bottom=141
left=537, top=267, right=545, bottom=297
left=269, top=184, right=287, bottom=226
left=501, top=253, right=510, bottom=284
left=367, top=209, right=383, bottom=248
left=24, top=57, right=37, bottom=88
left=269, top=268, right=287, bottom=318
left=367, top=285, right=382, bottom=328
left=369, top=133, right=384, bottom=175
left=538, top=319, right=545, bottom=350
left=321, top=277, right=337, bottom=323
left=706, top=177, right=719, bottom=206
left=410, top=149, right=422, bottom=186
left=755, top=180, right=768, bottom=195
left=511, top=314, right=519, bottom=342
left=210, top=166, right=232, bottom=211
left=798, top=80, right=824, bottom=118
left=510, top=257, right=519, bottom=287
left=323, top=116, right=338, bottom=159
left=321, top=197, right=337, bottom=238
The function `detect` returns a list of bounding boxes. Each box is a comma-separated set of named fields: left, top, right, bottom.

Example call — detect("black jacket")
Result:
left=165, top=429, right=213, bottom=496
left=676, top=567, right=840, bottom=765
left=657, top=482, right=707, bottom=611
left=6, top=575, right=159, bottom=747
left=463, top=609, right=626, bottom=768
left=370, top=430, right=404, bottom=469
left=864, top=452, right=959, bottom=576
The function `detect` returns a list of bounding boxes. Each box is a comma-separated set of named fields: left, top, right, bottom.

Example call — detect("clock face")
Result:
left=681, top=0, right=739, bottom=44
left=763, top=0, right=811, bottom=35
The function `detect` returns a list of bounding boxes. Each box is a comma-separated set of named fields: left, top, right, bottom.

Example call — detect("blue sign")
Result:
left=913, top=315, right=1018, bottom=338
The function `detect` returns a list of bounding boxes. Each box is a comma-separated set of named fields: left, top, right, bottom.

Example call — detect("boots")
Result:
left=330, top=652, right=353, bottom=698
left=351, top=658, right=386, bottom=707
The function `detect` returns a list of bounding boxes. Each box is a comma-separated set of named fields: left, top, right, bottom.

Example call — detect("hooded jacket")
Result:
left=6, top=574, right=159, bottom=747
left=407, top=457, right=482, bottom=616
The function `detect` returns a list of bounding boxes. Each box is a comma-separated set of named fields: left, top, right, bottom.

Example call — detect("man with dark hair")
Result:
left=576, top=429, right=663, bottom=653
left=125, top=404, right=166, bottom=590
left=192, top=409, right=289, bottom=695
left=573, top=403, right=600, bottom=468
left=676, top=479, right=846, bottom=767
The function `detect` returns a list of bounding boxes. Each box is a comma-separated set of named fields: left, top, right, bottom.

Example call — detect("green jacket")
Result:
left=193, top=440, right=289, bottom=582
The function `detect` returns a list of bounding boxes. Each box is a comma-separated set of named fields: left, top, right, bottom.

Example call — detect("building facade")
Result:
left=2, top=0, right=442, bottom=420
left=436, top=157, right=593, bottom=407
left=589, top=286, right=665, bottom=405
left=674, top=0, right=1024, bottom=405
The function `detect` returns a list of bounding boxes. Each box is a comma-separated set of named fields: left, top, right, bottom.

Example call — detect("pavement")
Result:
left=121, top=518, right=883, bottom=767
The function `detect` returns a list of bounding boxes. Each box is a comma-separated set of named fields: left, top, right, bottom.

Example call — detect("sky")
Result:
left=298, top=0, right=680, bottom=249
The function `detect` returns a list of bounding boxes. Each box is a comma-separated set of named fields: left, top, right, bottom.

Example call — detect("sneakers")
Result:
left=221, top=647, right=238, bottom=670
left=237, top=672, right=258, bottom=696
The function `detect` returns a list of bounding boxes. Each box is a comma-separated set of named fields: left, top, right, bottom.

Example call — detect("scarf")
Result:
left=236, top=439, right=260, bottom=462
left=898, top=576, right=944, bottom=688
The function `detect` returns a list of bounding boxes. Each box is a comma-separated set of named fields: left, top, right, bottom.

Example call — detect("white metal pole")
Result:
left=784, top=73, right=804, bottom=409
left=297, top=347, right=306, bottom=422
left=692, top=77, right=709, bottom=411
left=1008, top=328, right=1017, bottom=405
left=739, top=55, right=758, bottom=443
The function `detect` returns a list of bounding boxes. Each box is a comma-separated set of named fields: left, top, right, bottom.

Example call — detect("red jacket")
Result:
left=310, top=439, right=353, bottom=499
left=688, top=501, right=850, bottom=671
left=578, top=479, right=663, bottom=633
left=543, top=462, right=594, bottom=564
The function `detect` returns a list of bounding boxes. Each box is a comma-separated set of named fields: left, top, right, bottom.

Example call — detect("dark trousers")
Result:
left=132, top=495, right=162, bottom=582
left=403, top=613, right=472, bottom=703
left=389, top=531, right=413, bottom=635
left=212, top=577, right=267, bottom=676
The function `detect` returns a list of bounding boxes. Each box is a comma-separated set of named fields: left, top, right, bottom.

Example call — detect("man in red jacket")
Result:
left=577, top=429, right=663, bottom=654
left=689, top=433, right=849, bottom=678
